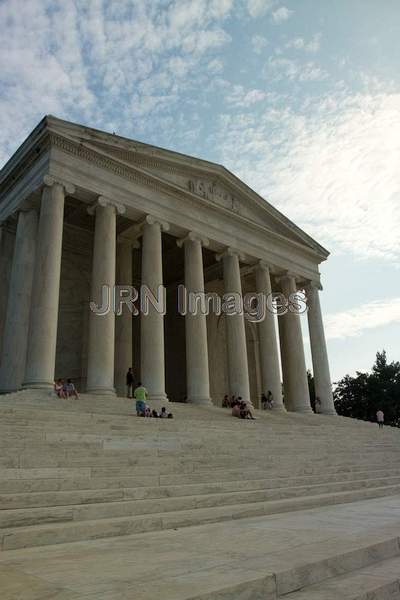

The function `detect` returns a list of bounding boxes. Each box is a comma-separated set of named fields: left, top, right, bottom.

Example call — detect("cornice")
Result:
left=50, top=133, right=326, bottom=263
left=0, top=131, right=50, bottom=201
left=85, top=139, right=323, bottom=253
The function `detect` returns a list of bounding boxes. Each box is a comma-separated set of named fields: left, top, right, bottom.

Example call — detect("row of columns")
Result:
left=0, top=179, right=336, bottom=415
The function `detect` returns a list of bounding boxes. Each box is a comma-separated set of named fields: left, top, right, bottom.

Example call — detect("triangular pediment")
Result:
left=46, top=116, right=328, bottom=258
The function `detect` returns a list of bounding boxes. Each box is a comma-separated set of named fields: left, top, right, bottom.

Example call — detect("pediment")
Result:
left=46, top=116, right=328, bottom=258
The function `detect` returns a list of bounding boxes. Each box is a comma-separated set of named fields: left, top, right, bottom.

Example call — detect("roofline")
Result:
left=1, top=115, right=330, bottom=259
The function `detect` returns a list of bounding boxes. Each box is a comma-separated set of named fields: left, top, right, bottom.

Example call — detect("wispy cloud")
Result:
left=0, top=0, right=234, bottom=165
left=252, top=34, right=268, bottom=54
left=272, top=6, right=293, bottom=23
left=324, top=298, right=400, bottom=340
left=226, top=85, right=268, bottom=107
left=216, top=84, right=400, bottom=264
left=247, top=0, right=274, bottom=18
left=266, top=57, right=328, bottom=81
left=286, top=34, right=321, bottom=53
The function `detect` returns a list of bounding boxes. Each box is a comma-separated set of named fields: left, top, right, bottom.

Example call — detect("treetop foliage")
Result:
left=334, top=351, right=400, bottom=426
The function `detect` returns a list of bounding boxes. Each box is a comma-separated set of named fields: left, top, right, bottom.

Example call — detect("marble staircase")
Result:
left=1, top=391, right=400, bottom=598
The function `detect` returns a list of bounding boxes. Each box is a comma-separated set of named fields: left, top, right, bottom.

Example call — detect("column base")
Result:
left=320, top=409, right=337, bottom=416
left=272, top=405, right=287, bottom=412
left=188, top=396, right=213, bottom=405
left=148, top=394, right=169, bottom=404
left=22, top=381, right=54, bottom=390
left=86, top=386, right=116, bottom=396
left=0, top=387, right=20, bottom=395
left=290, top=406, right=314, bottom=414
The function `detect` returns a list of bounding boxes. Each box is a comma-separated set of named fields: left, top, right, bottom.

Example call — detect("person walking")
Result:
left=376, top=409, right=385, bottom=429
left=126, top=367, right=134, bottom=398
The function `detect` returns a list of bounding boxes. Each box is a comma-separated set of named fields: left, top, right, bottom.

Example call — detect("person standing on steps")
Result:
left=126, top=367, right=134, bottom=398
left=376, top=409, right=385, bottom=429
left=134, top=382, right=148, bottom=416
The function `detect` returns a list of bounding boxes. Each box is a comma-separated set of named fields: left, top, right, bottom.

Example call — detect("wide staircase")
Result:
left=1, top=390, right=400, bottom=599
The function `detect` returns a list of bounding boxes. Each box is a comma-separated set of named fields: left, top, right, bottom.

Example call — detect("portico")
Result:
left=0, top=115, right=336, bottom=415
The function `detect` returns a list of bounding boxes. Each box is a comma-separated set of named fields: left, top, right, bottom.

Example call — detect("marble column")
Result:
left=278, top=274, right=312, bottom=413
left=218, top=248, right=252, bottom=406
left=177, top=232, right=212, bottom=405
left=306, top=282, right=336, bottom=415
left=114, top=239, right=134, bottom=397
left=140, top=215, right=169, bottom=403
left=255, top=261, right=285, bottom=411
left=86, top=197, right=125, bottom=395
left=0, top=209, right=38, bottom=392
left=23, top=177, right=74, bottom=389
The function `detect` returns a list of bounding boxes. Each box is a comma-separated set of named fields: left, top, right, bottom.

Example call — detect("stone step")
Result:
left=2, top=464, right=400, bottom=495
left=3, top=451, right=399, bottom=471
left=283, top=555, right=400, bottom=599
left=3, top=471, right=400, bottom=510
left=2, top=483, right=400, bottom=550
left=0, top=462, right=397, bottom=489
left=1, top=473, right=400, bottom=512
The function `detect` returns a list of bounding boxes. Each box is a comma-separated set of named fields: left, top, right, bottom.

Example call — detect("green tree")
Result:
left=334, top=351, right=400, bottom=426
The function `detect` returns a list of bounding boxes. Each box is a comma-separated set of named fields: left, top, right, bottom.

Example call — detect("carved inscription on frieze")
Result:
left=188, top=179, right=240, bottom=213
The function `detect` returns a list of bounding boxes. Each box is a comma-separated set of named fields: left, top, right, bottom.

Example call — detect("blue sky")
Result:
left=1, top=0, right=399, bottom=381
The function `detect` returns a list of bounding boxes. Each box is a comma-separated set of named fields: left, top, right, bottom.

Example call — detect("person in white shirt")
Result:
left=376, top=410, right=384, bottom=429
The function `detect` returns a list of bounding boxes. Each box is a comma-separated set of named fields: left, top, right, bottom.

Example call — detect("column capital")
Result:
left=215, top=247, right=246, bottom=262
left=254, top=260, right=272, bottom=273
left=43, top=175, right=75, bottom=195
left=87, top=196, right=126, bottom=216
left=144, top=214, right=170, bottom=232
left=176, top=231, right=209, bottom=248
left=305, top=279, right=323, bottom=291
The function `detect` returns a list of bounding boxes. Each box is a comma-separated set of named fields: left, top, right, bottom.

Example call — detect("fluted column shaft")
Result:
left=24, top=178, right=72, bottom=389
left=306, top=283, right=336, bottom=415
left=255, top=262, right=285, bottom=410
left=0, top=209, right=38, bottom=392
left=278, top=275, right=312, bottom=413
left=115, top=241, right=133, bottom=397
left=221, top=250, right=252, bottom=405
left=179, top=233, right=212, bottom=404
left=140, top=216, right=168, bottom=402
left=86, top=199, right=123, bottom=394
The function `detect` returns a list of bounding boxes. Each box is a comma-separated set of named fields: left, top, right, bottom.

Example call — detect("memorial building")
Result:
left=0, top=116, right=336, bottom=415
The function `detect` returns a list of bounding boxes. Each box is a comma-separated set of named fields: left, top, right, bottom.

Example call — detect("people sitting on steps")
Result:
left=54, top=378, right=78, bottom=399
left=231, top=397, right=256, bottom=420
left=133, top=383, right=173, bottom=418
left=261, top=390, right=274, bottom=410
left=54, top=379, right=67, bottom=399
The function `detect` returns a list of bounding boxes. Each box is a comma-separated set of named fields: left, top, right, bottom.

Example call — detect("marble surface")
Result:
left=1, top=496, right=400, bottom=600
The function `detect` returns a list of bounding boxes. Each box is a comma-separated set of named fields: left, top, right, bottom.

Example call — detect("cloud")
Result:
left=324, top=298, right=400, bottom=340
left=252, top=34, right=268, bottom=54
left=286, top=34, right=321, bottom=53
left=267, top=57, right=328, bottom=81
left=226, top=85, right=268, bottom=107
left=272, top=6, right=293, bottom=23
left=247, top=0, right=275, bottom=18
left=215, top=85, right=400, bottom=264
left=0, top=0, right=234, bottom=166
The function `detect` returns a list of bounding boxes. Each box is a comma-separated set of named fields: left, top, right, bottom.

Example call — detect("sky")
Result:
left=0, top=0, right=399, bottom=382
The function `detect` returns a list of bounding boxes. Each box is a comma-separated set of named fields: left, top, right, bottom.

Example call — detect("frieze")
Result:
left=188, top=179, right=240, bottom=213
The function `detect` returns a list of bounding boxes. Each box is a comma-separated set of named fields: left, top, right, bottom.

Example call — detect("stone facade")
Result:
left=0, top=115, right=336, bottom=414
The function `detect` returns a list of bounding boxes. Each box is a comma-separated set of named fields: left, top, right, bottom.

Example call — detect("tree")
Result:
left=334, top=351, right=400, bottom=426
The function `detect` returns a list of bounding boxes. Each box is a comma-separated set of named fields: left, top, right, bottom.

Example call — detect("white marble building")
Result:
left=0, top=116, right=335, bottom=415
